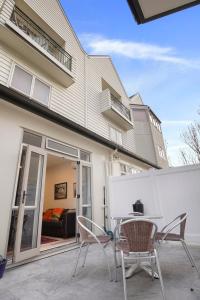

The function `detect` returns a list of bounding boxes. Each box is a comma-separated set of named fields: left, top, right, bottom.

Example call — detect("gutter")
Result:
left=0, top=84, right=160, bottom=169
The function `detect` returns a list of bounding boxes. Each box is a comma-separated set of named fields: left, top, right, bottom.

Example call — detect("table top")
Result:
left=111, top=214, right=163, bottom=221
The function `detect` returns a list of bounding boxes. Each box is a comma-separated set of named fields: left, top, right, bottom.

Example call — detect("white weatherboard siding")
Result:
left=0, top=1, right=136, bottom=151
left=0, top=0, right=14, bottom=24
left=0, top=47, right=12, bottom=85
left=123, top=128, right=137, bottom=153
left=88, top=57, right=129, bottom=106
left=22, top=0, right=86, bottom=126
left=134, top=119, right=157, bottom=163
left=0, top=101, right=111, bottom=256
left=86, top=56, right=136, bottom=151
left=86, top=57, right=109, bottom=138
left=108, top=165, right=200, bottom=244
left=23, top=0, right=79, bottom=55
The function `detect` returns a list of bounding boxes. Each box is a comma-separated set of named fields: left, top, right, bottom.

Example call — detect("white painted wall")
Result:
left=0, top=101, right=108, bottom=256
left=108, top=164, right=200, bottom=244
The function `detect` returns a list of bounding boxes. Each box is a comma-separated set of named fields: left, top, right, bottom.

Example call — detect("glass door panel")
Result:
left=14, top=146, right=27, bottom=207
left=20, top=151, right=44, bottom=252
left=14, top=145, right=46, bottom=262
left=79, top=163, right=92, bottom=221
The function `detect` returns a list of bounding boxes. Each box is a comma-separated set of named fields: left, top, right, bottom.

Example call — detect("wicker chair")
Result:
left=117, top=219, right=166, bottom=300
left=72, top=216, right=113, bottom=281
left=156, top=213, right=198, bottom=273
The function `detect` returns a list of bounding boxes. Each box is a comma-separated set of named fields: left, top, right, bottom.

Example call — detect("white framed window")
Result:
left=80, top=150, right=91, bottom=162
left=149, top=113, right=162, bottom=132
left=120, top=163, right=141, bottom=176
left=110, top=127, right=123, bottom=145
left=158, top=146, right=166, bottom=160
left=10, top=64, right=50, bottom=106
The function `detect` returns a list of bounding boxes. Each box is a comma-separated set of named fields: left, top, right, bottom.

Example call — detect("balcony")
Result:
left=0, top=7, right=74, bottom=87
left=100, top=89, right=133, bottom=130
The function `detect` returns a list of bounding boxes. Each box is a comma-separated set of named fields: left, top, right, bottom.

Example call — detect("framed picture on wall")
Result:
left=73, top=183, right=76, bottom=198
left=54, top=182, right=67, bottom=200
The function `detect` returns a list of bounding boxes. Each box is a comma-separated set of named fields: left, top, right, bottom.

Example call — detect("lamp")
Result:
left=127, top=0, right=200, bottom=24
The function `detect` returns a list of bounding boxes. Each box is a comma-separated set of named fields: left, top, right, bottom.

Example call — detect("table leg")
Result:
left=125, top=262, right=159, bottom=279
left=141, top=263, right=159, bottom=279
left=125, top=262, right=141, bottom=278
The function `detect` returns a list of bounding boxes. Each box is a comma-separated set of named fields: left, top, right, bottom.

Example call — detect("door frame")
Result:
left=77, top=161, right=93, bottom=219
left=7, top=139, right=93, bottom=262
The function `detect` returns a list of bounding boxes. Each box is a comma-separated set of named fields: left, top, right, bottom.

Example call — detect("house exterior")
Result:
left=130, top=94, right=168, bottom=168
left=0, top=0, right=162, bottom=263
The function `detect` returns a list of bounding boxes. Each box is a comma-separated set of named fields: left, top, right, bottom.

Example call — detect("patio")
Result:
left=0, top=243, right=199, bottom=300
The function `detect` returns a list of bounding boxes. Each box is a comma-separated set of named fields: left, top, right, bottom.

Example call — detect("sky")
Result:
left=60, top=0, right=200, bottom=166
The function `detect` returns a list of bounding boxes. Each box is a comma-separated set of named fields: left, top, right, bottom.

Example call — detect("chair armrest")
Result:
left=160, top=214, right=187, bottom=241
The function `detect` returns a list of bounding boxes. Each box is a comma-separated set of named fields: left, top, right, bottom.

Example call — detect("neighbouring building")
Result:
left=0, top=0, right=166, bottom=264
left=130, top=94, right=168, bottom=168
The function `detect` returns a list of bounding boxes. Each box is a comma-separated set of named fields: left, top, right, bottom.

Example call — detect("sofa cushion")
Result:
left=43, top=209, right=53, bottom=221
left=50, top=208, right=64, bottom=221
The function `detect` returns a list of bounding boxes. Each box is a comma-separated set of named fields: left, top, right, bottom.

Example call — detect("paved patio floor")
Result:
left=0, top=243, right=200, bottom=300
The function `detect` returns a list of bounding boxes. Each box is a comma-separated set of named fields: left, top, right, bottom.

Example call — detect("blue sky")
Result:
left=60, top=0, right=200, bottom=166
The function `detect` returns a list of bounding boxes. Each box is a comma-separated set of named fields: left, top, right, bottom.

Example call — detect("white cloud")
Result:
left=81, top=34, right=200, bottom=69
left=162, top=120, right=192, bottom=126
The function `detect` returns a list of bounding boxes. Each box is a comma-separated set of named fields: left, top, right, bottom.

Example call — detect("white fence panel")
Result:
left=108, top=164, right=200, bottom=244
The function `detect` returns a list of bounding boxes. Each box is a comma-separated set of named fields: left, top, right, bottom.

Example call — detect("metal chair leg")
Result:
left=121, top=250, right=128, bottom=300
left=113, top=241, right=119, bottom=282
left=72, top=241, right=84, bottom=278
left=150, top=256, right=155, bottom=281
left=181, top=240, right=199, bottom=273
left=100, top=243, right=112, bottom=281
left=82, top=244, right=89, bottom=267
left=155, top=249, right=166, bottom=300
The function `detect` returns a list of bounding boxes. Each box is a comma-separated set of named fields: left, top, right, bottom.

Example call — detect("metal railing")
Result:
left=111, top=94, right=131, bottom=121
left=10, top=7, right=72, bottom=71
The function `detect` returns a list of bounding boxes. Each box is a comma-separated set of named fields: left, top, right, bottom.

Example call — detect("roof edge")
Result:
left=0, top=84, right=160, bottom=169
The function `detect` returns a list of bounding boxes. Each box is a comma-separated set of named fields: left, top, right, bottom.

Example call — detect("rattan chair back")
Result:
left=120, top=219, right=157, bottom=252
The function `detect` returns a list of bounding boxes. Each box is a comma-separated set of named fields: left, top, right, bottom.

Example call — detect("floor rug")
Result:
left=41, top=236, right=59, bottom=244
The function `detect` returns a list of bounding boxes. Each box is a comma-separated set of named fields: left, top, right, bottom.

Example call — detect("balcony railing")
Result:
left=110, top=94, right=131, bottom=121
left=10, top=7, right=72, bottom=71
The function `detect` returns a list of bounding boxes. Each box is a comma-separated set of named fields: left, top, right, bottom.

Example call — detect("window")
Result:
left=10, top=65, right=50, bottom=106
left=149, top=113, right=162, bottom=132
left=11, top=65, right=32, bottom=95
left=120, top=163, right=141, bottom=176
left=32, top=78, right=50, bottom=105
left=158, top=146, right=166, bottom=160
left=80, top=150, right=91, bottom=162
left=46, top=138, right=79, bottom=158
left=110, top=127, right=123, bottom=145
left=23, top=131, right=42, bottom=147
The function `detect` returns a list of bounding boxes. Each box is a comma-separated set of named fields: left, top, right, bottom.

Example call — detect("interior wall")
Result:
left=44, top=158, right=76, bottom=211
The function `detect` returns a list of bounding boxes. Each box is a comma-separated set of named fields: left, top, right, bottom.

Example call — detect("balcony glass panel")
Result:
left=110, top=94, right=131, bottom=121
left=10, top=7, right=72, bottom=71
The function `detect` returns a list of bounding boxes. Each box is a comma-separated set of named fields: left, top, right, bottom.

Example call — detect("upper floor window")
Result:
left=158, top=146, right=166, bottom=160
left=120, top=163, right=141, bottom=176
left=149, top=114, right=161, bottom=132
left=10, top=65, right=50, bottom=106
left=110, top=127, right=123, bottom=145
